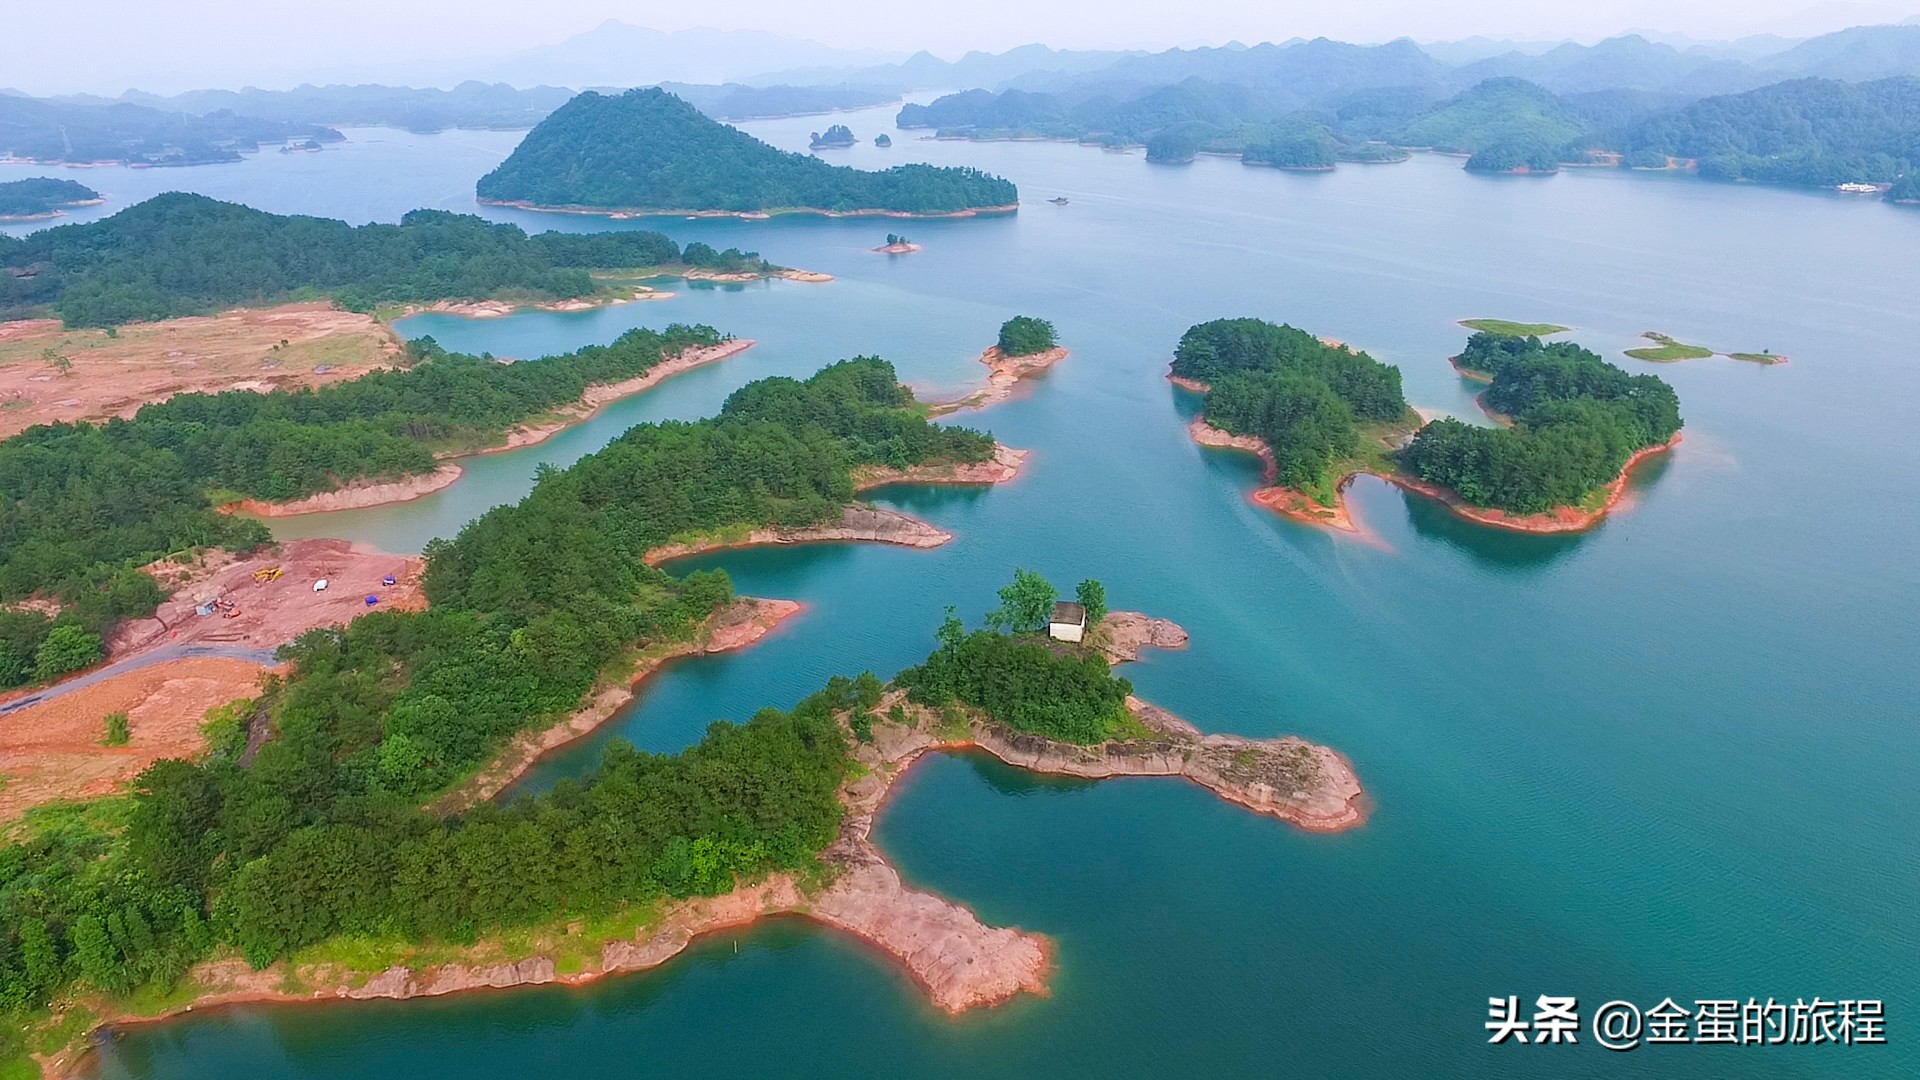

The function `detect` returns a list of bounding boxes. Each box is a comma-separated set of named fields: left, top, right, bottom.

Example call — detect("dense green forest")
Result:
left=1242, top=121, right=1339, bottom=168
left=0, top=95, right=340, bottom=167
left=1618, top=76, right=1920, bottom=184
left=1400, top=332, right=1683, bottom=513
left=996, top=316, right=1057, bottom=356
left=0, top=363, right=998, bottom=1043
left=808, top=124, right=857, bottom=148
left=1176, top=319, right=1408, bottom=497
left=0, top=324, right=720, bottom=688
left=0, top=193, right=700, bottom=326
left=1464, top=137, right=1565, bottom=173
left=0, top=178, right=100, bottom=218
left=476, top=89, right=1017, bottom=213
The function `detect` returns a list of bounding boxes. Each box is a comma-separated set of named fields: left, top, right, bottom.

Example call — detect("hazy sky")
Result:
left=10, top=0, right=1918, bottom=94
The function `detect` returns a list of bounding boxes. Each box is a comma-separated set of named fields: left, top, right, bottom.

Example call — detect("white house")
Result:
left=1047, top=601, right=1087, bottom=643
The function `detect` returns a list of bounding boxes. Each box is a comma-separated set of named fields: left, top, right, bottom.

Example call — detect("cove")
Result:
left=63, top=100, right=1920, bottom=1079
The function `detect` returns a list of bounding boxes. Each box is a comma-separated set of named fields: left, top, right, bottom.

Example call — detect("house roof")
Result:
left=1050, top=601, right=1086, bottom=624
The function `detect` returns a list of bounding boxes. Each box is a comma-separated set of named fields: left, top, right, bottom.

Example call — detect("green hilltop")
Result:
left=476, top=88, right=1018, bottom=215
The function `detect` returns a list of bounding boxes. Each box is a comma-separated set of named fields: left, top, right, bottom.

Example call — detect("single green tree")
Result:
left=103, top=710, right=130, bottom=746
left=1075, top=579, right=1108, bottom=626
left=988, top=569, right=1058, bottom=633
left=33, top=624, right=102, bottom=683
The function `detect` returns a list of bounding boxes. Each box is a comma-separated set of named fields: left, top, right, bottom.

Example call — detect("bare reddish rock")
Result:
left=1094, top=610, right=1191, bottom=662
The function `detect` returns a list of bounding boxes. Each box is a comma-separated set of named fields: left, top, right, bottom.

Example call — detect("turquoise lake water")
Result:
left=14, top=102, right=1916, bottom=1077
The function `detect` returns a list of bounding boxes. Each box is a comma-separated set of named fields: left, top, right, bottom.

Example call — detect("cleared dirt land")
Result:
left=0, top=302, right=401, bottom=438
left=0, top=657, right=267, bottom=824
left=112, top=539, right=426, bottom=657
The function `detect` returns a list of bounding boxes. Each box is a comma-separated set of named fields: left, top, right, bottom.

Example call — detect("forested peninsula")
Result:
left=475, top=89, right=1018, bottom=217
left=0, top=194, right=782, bottom=327
left=0, top=179, right=103, bottom=221
left=3, top=563, right=1360, bottom=1078
left=1176, top=319, right=1682, bottom=533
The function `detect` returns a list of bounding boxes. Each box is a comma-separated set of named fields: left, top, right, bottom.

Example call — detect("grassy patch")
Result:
left=1458, top=318, right=1569, bottom=337
left=1625, top=332, right=1714, bottom=362
left=1728, top=352, right=1788, bottom=365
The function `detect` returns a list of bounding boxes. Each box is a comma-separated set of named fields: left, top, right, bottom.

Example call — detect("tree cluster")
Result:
left=476, top=89, right=1017, bottom=214
left=0, top=94, right=340, bottom=167
left=897, top=589, right=1132, bottom=746
left=1174, top=318, right=1407, bottom=495
left=996, top=315, right=1058, bottom=356
left=1399, top=332, right=1683, bottom=512
left=808, top=124, right=857, bottom=148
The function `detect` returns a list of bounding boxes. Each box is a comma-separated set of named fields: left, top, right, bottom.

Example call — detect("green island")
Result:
left=1180, top=321, right=1684, bottom=530
left=0, top=194, right=785, bottom=328
left=808, top=124, right=857, bottom=149
left=996, top=315, right=1059, bottom=357
left=1401, top=332, right=1683, bottom=516
left=1173, top=318, right=1416, bottom=509
left=475, top=89, right=1018, bottom=216
left=1458, top=318, right=1571, bottom=338
left=0, top=179, right=102, bottom=221
left=1626, top=332, right=1788, bottom=365
left=1624, top=332, right=1714, bottom=361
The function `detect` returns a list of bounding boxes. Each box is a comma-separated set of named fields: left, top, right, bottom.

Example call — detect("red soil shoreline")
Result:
left=928, top=346, right=1069, bottom=415
left=1181, top=376, right=1682, bottom=536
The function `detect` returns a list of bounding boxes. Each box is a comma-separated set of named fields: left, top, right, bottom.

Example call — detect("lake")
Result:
left=26, top=101, right=1916, bottom=1078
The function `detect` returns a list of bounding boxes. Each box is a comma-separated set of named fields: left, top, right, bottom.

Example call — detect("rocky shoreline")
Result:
left=640, top=504, right=956, bottom=566
left=1187, top=406, right=1679, bottom=536
left=478, top=198, right=1021, bottom=221
left=929, top=346, right=1070, bottom=415
left=853, top=442, right=1029, bottom=490
left=64, top=615, right=1360, bottom=1079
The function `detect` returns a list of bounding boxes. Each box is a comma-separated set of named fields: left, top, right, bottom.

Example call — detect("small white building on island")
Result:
left=1047, top=601, right=1087, bottom=643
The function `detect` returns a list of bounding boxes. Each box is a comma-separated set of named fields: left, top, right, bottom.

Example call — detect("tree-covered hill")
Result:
left=475, top=89, right=1017, bottom=214
left=0, top=178, right=99, bottom=218
left=1391, top=77, right=1590, bottom=154
left=1400, top=333, right=1683, bottom=513
left=1618, top=76, right=1920, bottom=184
left=0, top=194, right=689, bottom=326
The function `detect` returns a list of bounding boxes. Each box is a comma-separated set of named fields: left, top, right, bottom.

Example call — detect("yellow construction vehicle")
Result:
left=252, top=566, right=283, bottom=583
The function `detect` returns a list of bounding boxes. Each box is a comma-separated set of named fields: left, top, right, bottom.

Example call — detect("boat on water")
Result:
left=1049, top=196, right=1069, bottom=205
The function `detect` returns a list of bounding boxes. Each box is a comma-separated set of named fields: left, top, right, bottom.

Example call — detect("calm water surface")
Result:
left=31, top=103, right=1918, bottom=1078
